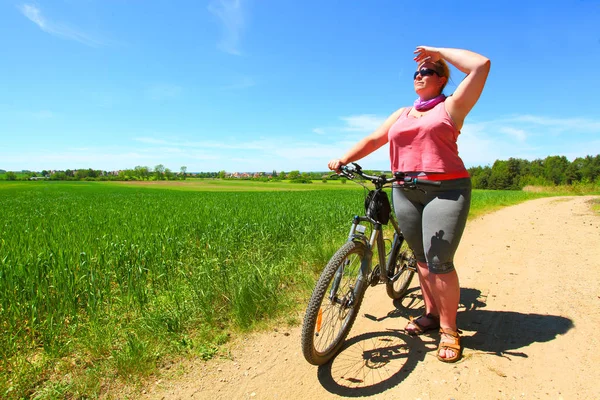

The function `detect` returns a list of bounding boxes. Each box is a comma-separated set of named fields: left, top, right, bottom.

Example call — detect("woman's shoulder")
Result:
left=394, top=106, right=410, bottom=117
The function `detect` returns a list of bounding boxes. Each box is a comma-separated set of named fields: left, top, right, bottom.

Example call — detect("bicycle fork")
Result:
left=328, top=223, right=375, bottom=308
left=329, top=254, right=372, bottom=309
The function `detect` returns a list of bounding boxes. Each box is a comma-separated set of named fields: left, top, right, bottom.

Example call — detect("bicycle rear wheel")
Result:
left=385, top=241, right=416, bottom=299
left=301, top=240, right=368, bottom=365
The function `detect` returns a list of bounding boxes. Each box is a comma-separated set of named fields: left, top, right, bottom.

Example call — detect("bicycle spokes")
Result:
left=313, top=253, right=362, bottom=351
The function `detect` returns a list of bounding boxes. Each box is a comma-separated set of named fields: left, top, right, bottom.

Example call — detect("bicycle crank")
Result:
left=369, top=265, right=381, bottom=286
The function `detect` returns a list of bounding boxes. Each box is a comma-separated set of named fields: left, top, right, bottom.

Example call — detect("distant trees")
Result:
left=165, top=168, right=175, bottom=180
left=287, top=170, right=300, bottom=180
left=154, top=164, right=165, bottom=180
left=74, top=168, right=99, bottom=180
left=135, top=166, right=150, bottom=180
left=50, top=171, right=68, bottom=180
left=5, top=154, right=600, bottom=187
left=469, top=155, right=600, bottom=190
left=195, top=172, right=219, bottom=178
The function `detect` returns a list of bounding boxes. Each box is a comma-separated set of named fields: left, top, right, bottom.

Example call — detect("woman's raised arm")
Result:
left=414, top=46, right=490, bottom=129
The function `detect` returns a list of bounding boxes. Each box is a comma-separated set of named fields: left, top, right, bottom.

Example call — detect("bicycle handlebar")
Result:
left=339, top=163, right=442, bottom=189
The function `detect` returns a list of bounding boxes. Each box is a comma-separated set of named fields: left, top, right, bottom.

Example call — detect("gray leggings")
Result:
left=392, top=178, right=471, bottom=274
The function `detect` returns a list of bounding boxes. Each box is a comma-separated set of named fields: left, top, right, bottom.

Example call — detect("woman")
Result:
left=328, top=46, right=490, bottom=363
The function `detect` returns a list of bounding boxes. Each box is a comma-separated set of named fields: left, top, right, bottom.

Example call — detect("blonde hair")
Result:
left=419, top=59, right=451, bottom=93
left=434, top=59, right=450, bottom=93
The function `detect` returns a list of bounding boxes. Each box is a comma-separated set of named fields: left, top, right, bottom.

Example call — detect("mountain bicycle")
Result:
left=300, top=163, right=441, bottom=365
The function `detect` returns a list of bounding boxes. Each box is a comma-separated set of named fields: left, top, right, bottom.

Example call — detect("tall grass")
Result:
left=0, top=181, right=577, bottom=398
left=0, top=182, right=361, bottom=398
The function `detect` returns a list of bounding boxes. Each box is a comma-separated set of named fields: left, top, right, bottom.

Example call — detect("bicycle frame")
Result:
left=333, top=163, right=441, bottom=297
left=347, top=206, right=405, bottom=286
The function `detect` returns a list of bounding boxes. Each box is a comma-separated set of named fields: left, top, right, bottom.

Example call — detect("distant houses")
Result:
left=228, top=172, right=273, bottom=179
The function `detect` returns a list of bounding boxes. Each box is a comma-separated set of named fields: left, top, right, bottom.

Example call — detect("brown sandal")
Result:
left=437, top=327, right=462, bottom=363
left=404, top=313, right=440, bottom=336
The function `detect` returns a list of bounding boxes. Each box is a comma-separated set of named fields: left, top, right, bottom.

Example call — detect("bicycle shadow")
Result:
left=316, top=329, right=435, bottom=397
left=317, top=287, right=574, bottom=396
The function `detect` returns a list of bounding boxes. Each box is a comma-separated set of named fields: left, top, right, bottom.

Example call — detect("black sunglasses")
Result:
left=413, top=68, right=441, bottom=80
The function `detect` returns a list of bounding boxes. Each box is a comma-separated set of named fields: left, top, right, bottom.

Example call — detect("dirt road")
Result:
left=146, top=195, right=600, bottom=400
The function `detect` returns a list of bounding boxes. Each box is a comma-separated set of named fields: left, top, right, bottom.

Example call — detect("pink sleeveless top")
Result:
left=388, top=101, right=468, bottom=178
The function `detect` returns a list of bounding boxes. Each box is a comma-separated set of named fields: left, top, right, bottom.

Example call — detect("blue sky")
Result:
left=1, top=0, right=599, bottom=173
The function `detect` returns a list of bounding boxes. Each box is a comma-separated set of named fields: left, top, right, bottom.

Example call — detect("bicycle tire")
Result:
left=301, top=240, right=369, bottom=365
left=385, top=243, right=416, bottom=299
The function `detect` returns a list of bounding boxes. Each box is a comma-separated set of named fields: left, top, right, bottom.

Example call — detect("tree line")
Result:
left=0, top=165, right=331, bottom=183
left=2, top=165, right=189, bottom=181
left=3, top=154, right=600, bottom=189
left=468, top=155, right=600, bottom=190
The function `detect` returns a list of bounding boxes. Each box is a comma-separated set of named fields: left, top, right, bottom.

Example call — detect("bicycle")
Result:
left=300, top=163, right=441, bottom=366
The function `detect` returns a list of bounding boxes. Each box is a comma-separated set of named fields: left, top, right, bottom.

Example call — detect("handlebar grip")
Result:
left=414, top=178, right=442, bottom=187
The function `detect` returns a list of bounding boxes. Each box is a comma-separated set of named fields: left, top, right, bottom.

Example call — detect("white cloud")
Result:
left=0, top=145, right=222, bottom=171
left=458, top=123, right=512, bottom=167
left=18, top=4, right=103, bottom=47
left=7, top=113, right=600, bottom=172
left=509, top=115, right=600, bottom=131
left=134, top=136, right=275, bottom=151
left=208, top=0, right=244, bottom=56
left=310, top=114, right=386, bottom=144
left=499, top=127, right=527, bottom=142
left=457, top=113, right=600, bottom=167
left=132, top=113, right=598, bottom=171
left=340, top=114, right=385, bottom=132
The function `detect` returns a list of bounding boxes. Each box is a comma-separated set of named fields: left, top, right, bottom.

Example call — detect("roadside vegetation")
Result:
left=468, top=155, right=600, bottom=189
left=0, top=180, right=598, bottom=398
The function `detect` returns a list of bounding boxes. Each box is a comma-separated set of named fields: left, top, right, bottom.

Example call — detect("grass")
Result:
left=0, top=179, right=596, bottom=398
left=0, top=181, right=360, bottom=398
left=109, top=177, right=362, bottom=191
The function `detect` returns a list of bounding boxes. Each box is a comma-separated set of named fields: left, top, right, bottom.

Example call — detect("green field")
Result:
left=0, top=180, right=566, bottom=398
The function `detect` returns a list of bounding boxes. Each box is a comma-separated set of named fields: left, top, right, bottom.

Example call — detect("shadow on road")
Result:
left=317, top=329, right=434, bottom=397
left=392, top=287, right=573, bottom=356
left=317, top=287, right=573, bottom=396
left=458, top=309, right=573, bottom=358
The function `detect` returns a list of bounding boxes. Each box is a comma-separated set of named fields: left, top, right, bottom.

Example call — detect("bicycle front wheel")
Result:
left=301, top=240, right=368, bottom=365
left=385, top=242, right=416, bottom=300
